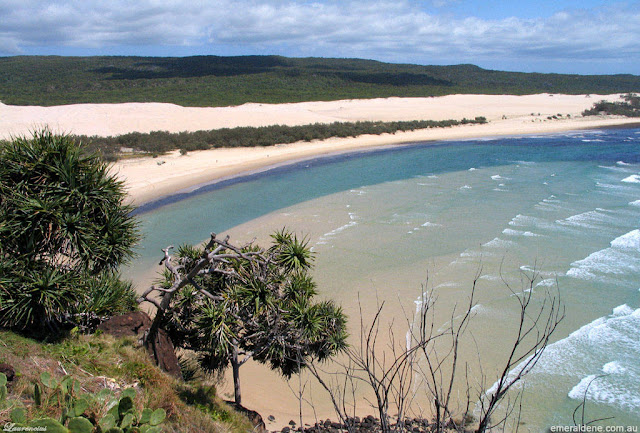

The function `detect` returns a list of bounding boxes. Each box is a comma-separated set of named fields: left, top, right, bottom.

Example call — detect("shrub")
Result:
left=0, top=129, right=140, bottom=333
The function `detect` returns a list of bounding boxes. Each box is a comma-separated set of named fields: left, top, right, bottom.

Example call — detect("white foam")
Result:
left=349, top=189, right=367, bottom=195
left=482, top=237, right=516, bottom=248
left=556, top=209, right=619, bottom=229
left=468, top=167, right=477, bottom=171
left=519, top=305, right=640, bottom=413
left=535, top=278, right=556, bottom=287
left=421, top=221, right=442, bottom=228
left=610, top=229, right=640, bottom=250
left=629, top=200, right=640, bottom=207
left=602, top=361, right=626, bottom=374
left=568, top=373, right=640, bottom=410
left=513, top=160, right=536, bottom=166
left=599, top=165, right=632, bottom=172
left=318, top=216, right=358, bottom=242
left=568, top=247, right=639, bottom=280
left=622, top=174, right=640, bottom=183
left=612, top=304, right=634, bottom=316
left=491, top=174, right=510, bottom=181
left=459, top=185, right=472, bottom=190
left=502, top=228, right=541, bottom=237
left=617, top=161, right=632, bottom=166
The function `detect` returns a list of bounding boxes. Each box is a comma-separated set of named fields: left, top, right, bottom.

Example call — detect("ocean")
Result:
left=126, top=127, right=640, bottom=430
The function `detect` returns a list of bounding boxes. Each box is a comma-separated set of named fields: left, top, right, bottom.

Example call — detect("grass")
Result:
left=0, top=330, right=254, bottom=432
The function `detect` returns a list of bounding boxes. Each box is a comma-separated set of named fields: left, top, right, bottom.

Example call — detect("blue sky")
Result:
left=1, top=0, right=639, bottom=74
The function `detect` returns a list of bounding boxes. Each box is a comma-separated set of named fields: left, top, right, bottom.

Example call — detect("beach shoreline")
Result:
left=1, top=93, right=637, bottom=206
left=117, top=114, right=638, bottom=208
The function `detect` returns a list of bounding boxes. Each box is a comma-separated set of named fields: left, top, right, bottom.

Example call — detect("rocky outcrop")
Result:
left=97, top=311, right=181, bottom=378
left=226, top=402, right=267, bottom=433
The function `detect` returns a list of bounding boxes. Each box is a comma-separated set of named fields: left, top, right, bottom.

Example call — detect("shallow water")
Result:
left=127, top=128, right=640, bottom=429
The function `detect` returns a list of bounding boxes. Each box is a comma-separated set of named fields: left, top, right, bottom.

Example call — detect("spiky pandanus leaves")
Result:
left=270, top=229, right=314, bottom=272
left=161, top=229, right=348, bottom=403
left=0, top=129, right=140, bottom=332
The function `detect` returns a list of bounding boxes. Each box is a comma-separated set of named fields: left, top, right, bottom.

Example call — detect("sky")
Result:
left=1, top=0, right=639, bottom=75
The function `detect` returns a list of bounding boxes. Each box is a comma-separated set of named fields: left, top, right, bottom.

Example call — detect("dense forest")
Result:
left=1, top=55, right=639, bottom=107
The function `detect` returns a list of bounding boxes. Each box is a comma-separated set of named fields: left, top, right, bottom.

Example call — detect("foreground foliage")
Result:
left=139, top=230, right=348, bottom=405
left=0, top=130, right=139, bottom=333
left=1, top=56, right=639, bottom=107
left=0, top=330, right=253, bottom=433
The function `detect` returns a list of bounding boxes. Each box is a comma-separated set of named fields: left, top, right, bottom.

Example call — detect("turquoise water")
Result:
left=128, top=128, right=640, bottom=429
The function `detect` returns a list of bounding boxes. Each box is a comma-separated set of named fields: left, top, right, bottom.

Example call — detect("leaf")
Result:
left=98, top=413, right=116, bottom=431
left=120, top=413, right=134, bottom=429
left=121, top=387, right=136, bottom=401
left=96, top=388, right=113, bottom=402
left=10, top=407, right=27, bottom=424
left=71, top=398, right=89, bottom=417
left=67, top=417, right=94, bottom=433
left=29, top=418, right=70, bottom=433
left=149, top=408, right=166, bottom=426
left=139, top=408, right=152, bottom=425
left=0, top=372, right=6, bottom=387
left=41, top=371, right=56, bottom=388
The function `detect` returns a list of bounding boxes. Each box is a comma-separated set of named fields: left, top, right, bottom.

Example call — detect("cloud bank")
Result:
left=1, top=1, right=639, bottom=73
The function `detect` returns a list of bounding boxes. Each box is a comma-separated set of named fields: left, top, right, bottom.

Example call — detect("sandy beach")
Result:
left=1, top=93, right=637, bottom=206
left=2, top=93, right=639, bottom=428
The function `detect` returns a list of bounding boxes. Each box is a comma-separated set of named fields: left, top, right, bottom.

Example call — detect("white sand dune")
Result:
left=1, top=93, right=636, bottom=205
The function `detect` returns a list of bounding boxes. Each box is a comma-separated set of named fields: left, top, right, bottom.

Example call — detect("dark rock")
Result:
left=226, top=402, right=267, bottom=433
left=289, top=420, right=296, bottom=425
left=98, top=312, right=181, bottom=378
left=0, top=363, right=15, bottom=382
left=97, top=311, right=150, bottom=337
left=147, top=328, right=182, bottom=378
left=282, top=428, right=290, bottom=433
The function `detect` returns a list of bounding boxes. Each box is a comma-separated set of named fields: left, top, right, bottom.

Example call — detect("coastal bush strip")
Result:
left=75, top=117, right=488, bottom=161
left=582, top=93, right=640, bottom=117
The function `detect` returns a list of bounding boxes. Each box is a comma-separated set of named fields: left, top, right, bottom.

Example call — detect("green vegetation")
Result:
left=0, top=130, right=347, bottom=430
left=0, top=130, right=139, bottom=333
left=150, top=230, right=348, bottom=405
left=77, top=118, right=487, bottom=161
left=1, top=55, right=639, bottom=107
left=582, top=93, right=640, bottom=117
left=0, top=330, right=253, bottom=432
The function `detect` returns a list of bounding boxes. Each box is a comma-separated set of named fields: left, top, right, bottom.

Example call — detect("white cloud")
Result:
left=0, top=0, right=639, bottom=69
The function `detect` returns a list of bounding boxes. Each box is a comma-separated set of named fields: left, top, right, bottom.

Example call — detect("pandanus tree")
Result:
left=0, top=129, right=139, bottom=332
left=139, top=230, right=348, bottom=405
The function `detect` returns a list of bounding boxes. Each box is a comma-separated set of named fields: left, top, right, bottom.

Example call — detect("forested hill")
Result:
left=1, top=55, right=639, bottom=107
